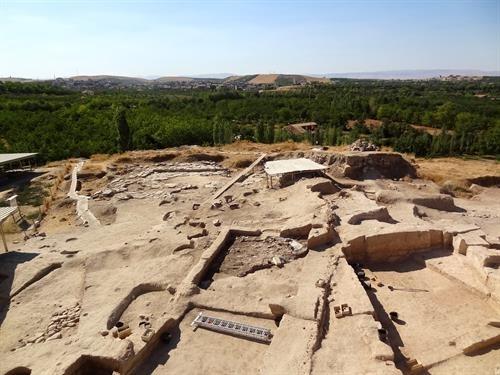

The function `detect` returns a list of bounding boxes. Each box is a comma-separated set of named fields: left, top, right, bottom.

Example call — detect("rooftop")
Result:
left=0, top=153, right=38, bottom=167
left=264, top=157, right=327, bottom=176
left=285, top=122, right=318, bottom=135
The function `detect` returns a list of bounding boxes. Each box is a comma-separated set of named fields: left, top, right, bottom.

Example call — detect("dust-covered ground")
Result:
left=1, top=143, right=499, bottom=375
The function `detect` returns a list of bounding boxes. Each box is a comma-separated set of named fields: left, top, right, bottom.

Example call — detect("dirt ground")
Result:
left=0, top=145, right=499, bottom=375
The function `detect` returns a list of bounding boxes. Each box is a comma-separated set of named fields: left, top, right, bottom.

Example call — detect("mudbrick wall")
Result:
left=342, top=229, right=452, bottom=263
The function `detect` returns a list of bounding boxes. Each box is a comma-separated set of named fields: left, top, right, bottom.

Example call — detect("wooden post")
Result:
left=0, top=223, right=8, bottom=252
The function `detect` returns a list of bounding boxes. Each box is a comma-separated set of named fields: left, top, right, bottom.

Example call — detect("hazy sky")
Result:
left=1, top=0, right=499, bottom=78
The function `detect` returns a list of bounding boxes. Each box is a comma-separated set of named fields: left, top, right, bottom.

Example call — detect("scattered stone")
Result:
left=192, top=203, right=200, bottom=210
left=272, top=256, right=285, bottom=267
left=61, top=250, right=79, bottom=255
left=116, top=193, right=133, bottom=201
left=141, top=328, right=155, bottom=343
left=229, top=203, right=240, bottom=210
left=163, top=211, right=174, bottom=221
left=167, top=285, right=176, bottom=294
left=47, top=332, right=62, bottom=341
left=102, top=189, right=114, bottom=197
left=315, top=279, right=326, bottom=288
left=159, top=199, right=172, bottom=207
left=211, top=200, right=223, bottom=209
left=349, top=139, right=380, bottom=152
left=189, top=220, right=206, bottom=228
left=213, top=219, right=221, bottom=227
left=182, top=184, right=198, bottom=190
left=187, top=229, right=208, bottom=240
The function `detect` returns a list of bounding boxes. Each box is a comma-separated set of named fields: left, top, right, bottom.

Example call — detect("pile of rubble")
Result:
left=91, top=161, right=229, bottom=201
left=17, top=303, right=81, bottom=349
left=349, top=139, right=380, bottom=152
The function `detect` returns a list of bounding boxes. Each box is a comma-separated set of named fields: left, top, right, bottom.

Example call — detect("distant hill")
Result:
left=69, top=75, right=149, bottom=83
left=0, top=77, right=36, bottom=82
left=5, top=71, right=499, bottom=86
left=154, top=76, right=195, bottom=82
left=324, top=69, right=500, bottom=80
left=224, top=74, right=330, bottom=86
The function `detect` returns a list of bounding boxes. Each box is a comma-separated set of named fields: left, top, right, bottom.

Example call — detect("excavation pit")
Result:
left=359, top=253, right=500, bottom=372
left=199, top=235, right=308, bottom=289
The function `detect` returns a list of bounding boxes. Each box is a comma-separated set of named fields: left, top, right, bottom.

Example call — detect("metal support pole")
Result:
left=0, top=223, right=8, bottom=252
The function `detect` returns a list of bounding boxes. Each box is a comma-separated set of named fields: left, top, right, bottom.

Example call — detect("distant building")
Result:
left=285, top=122, right=318, bottom=135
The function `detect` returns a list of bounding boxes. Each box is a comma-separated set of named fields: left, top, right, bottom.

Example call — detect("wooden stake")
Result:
left=0, top=223, right=8, bottom=252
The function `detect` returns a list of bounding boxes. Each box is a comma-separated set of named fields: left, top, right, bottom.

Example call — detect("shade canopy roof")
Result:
left=264, top=158, right=327, bottom=176
left=0, top=153, right=37, bottom=166
left=0, top=206, right=17, bottom=224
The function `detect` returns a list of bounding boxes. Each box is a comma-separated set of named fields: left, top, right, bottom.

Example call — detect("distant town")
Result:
left=0, top=72, right=494, bottom=92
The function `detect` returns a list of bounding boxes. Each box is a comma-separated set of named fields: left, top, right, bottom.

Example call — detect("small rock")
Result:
left=187, top=229, right=208, bottom=240
left=272, top=256, right=285, bottom=267
left=189, top=220, right=206, bottom=228
left=192, top=203, right=200, bottom=210
left=61, top=249, right=79, bottom=255
left=100, top=330, right=109, bottom=337
left=229, top=203, right=240, bottom=210
left=163, top=211, right=174, bottom=221
left=102, top=189, right=114, bottom=197
left=315, top=279, right=326, bottom=288
left=159, top=198, right=171, bottom=206
left=166, top=285, right=176, bottom=294
left=213, top=219, right=221, bottom=227
left=211, top=200, right=223, bottom=209
left=47, top=332, right=62, bottom=341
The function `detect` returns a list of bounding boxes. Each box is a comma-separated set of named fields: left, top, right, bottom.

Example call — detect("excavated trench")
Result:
left=63, top=355, right=121, bottom=375
left=198, top=235, right=308, bottom=290
left=347, top=242, right=500, bottom=374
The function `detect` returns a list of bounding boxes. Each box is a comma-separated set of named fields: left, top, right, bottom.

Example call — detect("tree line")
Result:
left=0, top=77, right=499, bottom=161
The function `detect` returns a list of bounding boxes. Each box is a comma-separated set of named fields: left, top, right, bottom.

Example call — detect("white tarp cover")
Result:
left=0, top=153, right=37, bottom=166
left=264, top=158, right=327, bottom=176
left=0, top=207, right=16, bottom=224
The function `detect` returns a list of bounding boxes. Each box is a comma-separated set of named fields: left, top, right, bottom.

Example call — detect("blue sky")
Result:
left=0, top=0, right=499, bottom=78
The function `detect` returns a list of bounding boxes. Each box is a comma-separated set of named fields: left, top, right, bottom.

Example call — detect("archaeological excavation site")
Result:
left=0, top=145, right=499, bottom=375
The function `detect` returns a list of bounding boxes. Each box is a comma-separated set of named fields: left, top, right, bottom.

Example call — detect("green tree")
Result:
left=115, top=107, right=131, bottom=152
left=433, top=101, right=455, bottom=130
left=266, top=123, right=275, bottom=143
left=255, top=122, right=265, bottom=143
